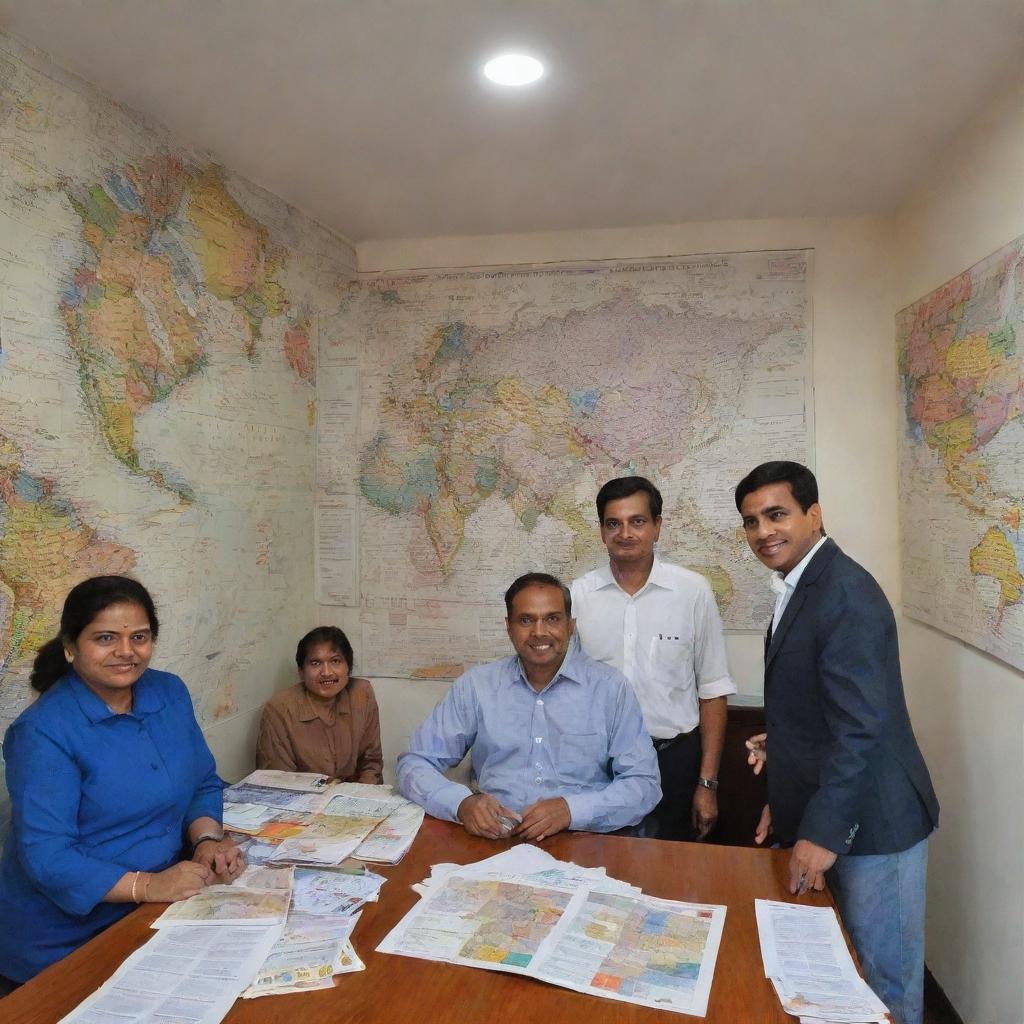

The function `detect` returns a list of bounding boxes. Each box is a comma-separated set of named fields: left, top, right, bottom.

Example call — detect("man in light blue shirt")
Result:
left=396, top=573, right=661, bottom=841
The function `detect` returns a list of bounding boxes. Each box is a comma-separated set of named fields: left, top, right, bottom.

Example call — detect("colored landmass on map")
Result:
left=898, top=235, right=1024, bottom=665
left=0, top=435, right=136, bottom=674
left=361, top=296, right=787, bottom=581
left=59, top=157, right=304, bottom=500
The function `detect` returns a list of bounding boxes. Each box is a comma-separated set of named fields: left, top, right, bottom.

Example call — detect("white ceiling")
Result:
left=2, top=1, right=1023, bottom=243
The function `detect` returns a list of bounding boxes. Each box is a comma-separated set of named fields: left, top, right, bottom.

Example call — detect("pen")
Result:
left=796, top=872, right=807, bottom=896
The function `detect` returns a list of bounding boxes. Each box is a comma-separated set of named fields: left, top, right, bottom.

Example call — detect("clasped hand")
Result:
left=458, top=792, right=571, bottom=842
left=192, top=836, right=246, bottom=883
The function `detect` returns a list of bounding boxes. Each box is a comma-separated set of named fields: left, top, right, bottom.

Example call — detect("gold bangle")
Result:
left=130, top=871, right=141, bottom=903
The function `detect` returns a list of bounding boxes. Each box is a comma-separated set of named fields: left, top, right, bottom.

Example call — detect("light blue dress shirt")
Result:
left=396, top=648, right=660, bottom=832
left=0, top=668, right=223, bottom=982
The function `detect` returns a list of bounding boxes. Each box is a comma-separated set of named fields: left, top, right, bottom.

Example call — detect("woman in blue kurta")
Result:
left=0, top=576, right=244, bottom=987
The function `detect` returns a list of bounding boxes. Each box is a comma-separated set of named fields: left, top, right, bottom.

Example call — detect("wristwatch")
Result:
left=191, top=831, right=224, bottom=854
left=697, top=777, right=719, bottom=791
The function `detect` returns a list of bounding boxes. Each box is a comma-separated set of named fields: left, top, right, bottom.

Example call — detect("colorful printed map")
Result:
left=319, top=253, right=813, bottom=678
left=0, top=37, right=351, bottom=837
left=537, top=890, right=715, bottom=1010
left=898, top=236, right=1024, bottom=669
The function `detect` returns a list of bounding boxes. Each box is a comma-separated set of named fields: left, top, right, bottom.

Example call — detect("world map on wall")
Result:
left=318, top=252, right=814, bottom=679
left=1, top=41, right=346, bottom=834
left=898, top=236, right=1024, bottom=670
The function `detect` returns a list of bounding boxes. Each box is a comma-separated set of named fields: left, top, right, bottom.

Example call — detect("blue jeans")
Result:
left=827, top=835, right=930, bottom=1024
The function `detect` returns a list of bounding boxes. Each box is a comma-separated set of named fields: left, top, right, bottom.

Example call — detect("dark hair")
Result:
left=503, top=573, right=572, bottom=617
left=296, top=626, right=354, bottom=671
left=734, top=461, right=819, bottom=512
left=596, top=476, right=663, bottom=523
left=30, top=576, right=159, bottom=694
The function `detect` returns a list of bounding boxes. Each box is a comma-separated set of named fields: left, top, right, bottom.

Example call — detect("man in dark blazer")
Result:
left=735, top=461, right=938, bottom=1024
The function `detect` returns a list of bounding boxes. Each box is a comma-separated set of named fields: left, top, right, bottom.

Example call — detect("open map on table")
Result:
left=378, top=846, right=726, bottom=1017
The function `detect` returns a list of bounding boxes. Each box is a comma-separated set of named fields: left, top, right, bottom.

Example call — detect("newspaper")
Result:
left=292, top=866, right=387, bottom=916
left=241, top=913, right=361, bottom=996
left=755, top=900, right=889, bottom=1023
left=353, top=801, right=425, bottom=864
left=57, top=924, right=282, bottom=1024
left=268, top=812, right=383, bottom=866
left=224, top=782, right=330, bottom=814
left=241, top=770, right=330, bottom=792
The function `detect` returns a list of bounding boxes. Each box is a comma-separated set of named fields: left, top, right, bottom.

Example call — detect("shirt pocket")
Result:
left=556, top=731, right=608, bottom=787
left=647, top=636, right=695, bottom=690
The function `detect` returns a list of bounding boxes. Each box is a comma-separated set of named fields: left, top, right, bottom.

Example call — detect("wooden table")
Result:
left=3, top=819, right=841, bottom=1022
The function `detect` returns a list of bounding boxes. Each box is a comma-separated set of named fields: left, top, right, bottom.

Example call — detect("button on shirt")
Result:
left=0, top=669, right=223, bottom=982
left=570, top=560, right=736, bottom=739
left=395, top=648, right=660, bottom=833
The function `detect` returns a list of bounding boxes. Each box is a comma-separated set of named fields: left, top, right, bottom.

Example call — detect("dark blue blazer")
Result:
left=764, top=539, right=939, bottom=855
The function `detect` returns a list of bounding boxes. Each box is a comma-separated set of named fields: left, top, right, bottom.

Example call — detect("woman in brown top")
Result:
left=256, top=626, right=383, bottom=783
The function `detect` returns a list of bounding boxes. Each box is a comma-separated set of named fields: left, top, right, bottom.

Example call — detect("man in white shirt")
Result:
left=570, top=476, right=736, bottom=840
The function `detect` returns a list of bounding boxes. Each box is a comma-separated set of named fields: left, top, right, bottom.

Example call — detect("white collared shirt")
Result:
left=570, top=559, right=736, bottom=739
left=771, top=536, right=828, bottom=632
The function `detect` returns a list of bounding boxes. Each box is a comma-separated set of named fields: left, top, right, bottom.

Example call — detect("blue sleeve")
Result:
left=5, top=721, right=125, bottom=917
left=395, top=678, right=477, bottom=822
left=564, top=677, right=661, bottom=832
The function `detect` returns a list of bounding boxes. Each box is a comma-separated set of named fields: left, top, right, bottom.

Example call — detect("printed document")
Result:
left=755, top=899, right=889, bottom=1022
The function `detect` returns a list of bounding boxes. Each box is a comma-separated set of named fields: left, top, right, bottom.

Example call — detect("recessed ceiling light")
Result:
left=483, top=53, right=544, bottom=87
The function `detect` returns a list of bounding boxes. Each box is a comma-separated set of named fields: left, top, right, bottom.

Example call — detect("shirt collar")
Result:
left=68, top=668, right=165, bottom=723
left=778, top=535, right=828, bottom=592
left=513, top=645, right=585, bottom=693
left=594, top=557, right=673, bottom=594
left=297, top=685, right=348, bottom=722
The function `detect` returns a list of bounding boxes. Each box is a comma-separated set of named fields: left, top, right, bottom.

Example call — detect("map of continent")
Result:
left=898, top=235, right=1024, bottom=669
left=0, top=38, right=349, bottom=839
left=318, top=252, right=813, bottom=678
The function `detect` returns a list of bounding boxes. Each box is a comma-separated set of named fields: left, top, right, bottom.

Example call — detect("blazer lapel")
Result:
left=764, top=538, right=837, bottom=670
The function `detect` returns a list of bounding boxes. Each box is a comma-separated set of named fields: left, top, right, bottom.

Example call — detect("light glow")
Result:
left=483, top=53, right=544, bottom=87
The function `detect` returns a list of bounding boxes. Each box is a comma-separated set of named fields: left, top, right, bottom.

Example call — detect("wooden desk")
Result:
left=3, top=819, right=839, bottom=1023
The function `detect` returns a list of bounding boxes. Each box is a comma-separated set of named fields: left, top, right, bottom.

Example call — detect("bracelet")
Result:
left=130, top=871, right=141, bottom=903
left=191, top=831, right=224, bottom=855
left=141, top=872, right=151, bottom=903
left=697, top=777, right=719, bottom=791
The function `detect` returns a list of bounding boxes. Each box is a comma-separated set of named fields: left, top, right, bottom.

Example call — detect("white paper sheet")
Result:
left=58, top=924, right=282, bottom=1024
left=755, top=900, right=889, bottom=1023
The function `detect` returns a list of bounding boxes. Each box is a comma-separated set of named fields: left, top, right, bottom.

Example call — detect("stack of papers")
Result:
left=292, top=864, right=387, bottom=916
left=241, top=914, right=364, bottom=998
left=755, top=900, right=890, bottom=1023
left=238, top=860, right=385, bottom=997
left=223, top=773, right=425, bottom=867
left=379, top=845, right=727, bottom=1017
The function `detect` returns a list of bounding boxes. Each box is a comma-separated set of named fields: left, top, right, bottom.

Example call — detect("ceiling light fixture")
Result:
left=483, top=53, right=544, bottom=87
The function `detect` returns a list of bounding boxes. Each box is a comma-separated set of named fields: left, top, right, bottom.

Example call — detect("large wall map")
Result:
left=898, top=236, right=1024, bottom=670
left=317, top=252, right=813, bottom=679
left=0, top=36, right=352, bottom=835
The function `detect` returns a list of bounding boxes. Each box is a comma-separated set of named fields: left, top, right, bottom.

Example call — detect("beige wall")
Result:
left=351, top=214, right=896, bottom=777
left=892, top=75, right=1024, bottom=1024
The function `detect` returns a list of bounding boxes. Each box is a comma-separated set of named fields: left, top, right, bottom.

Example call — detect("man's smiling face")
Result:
left=739, top=481, right=823, bottom=576
left=505, top=583, right=575, bottom=689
